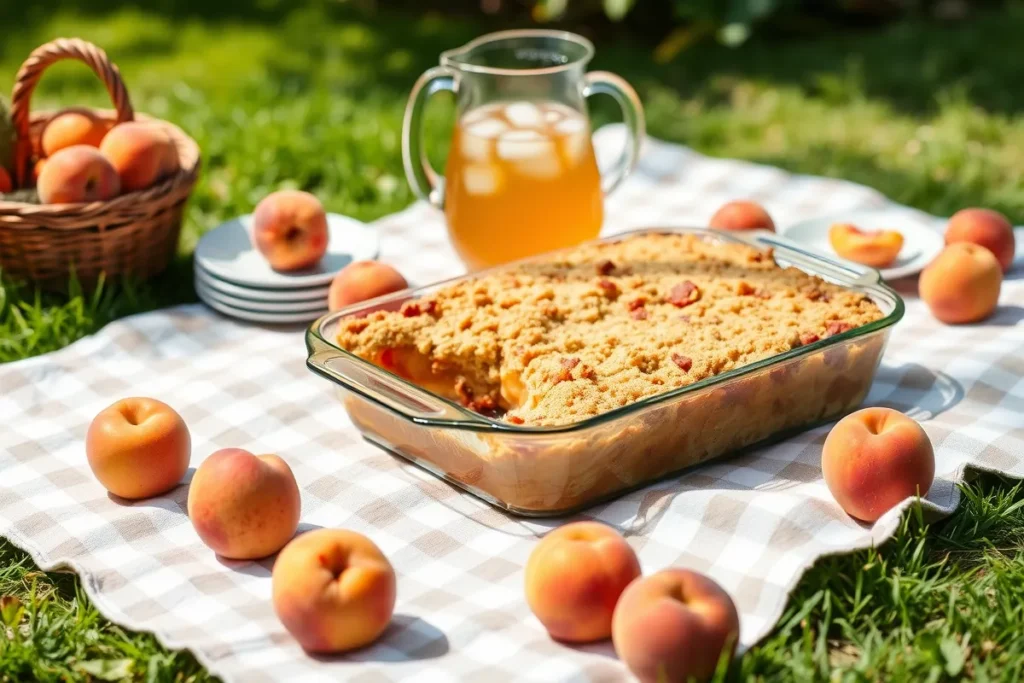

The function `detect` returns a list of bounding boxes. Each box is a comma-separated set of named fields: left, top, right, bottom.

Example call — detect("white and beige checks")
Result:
left=1, top=126, right=1022, bottom=681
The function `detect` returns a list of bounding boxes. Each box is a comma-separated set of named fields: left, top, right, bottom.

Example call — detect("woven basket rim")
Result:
left=0, top=111, right=200, bottom=218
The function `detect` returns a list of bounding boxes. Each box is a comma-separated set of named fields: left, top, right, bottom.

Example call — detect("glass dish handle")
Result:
left=307, top=340, right=486, bottom=425
left=584, top=71, right=645, bottom=195
left=402, top=66, right=457, bottom=209
left=743, top=229, right=883, bottom=288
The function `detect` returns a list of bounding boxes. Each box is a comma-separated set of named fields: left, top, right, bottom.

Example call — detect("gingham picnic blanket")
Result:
left=2, top=126, right=1023, bottom=682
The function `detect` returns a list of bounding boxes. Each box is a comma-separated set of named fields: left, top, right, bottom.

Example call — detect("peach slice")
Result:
left=828, top=223, right=903, bottom=268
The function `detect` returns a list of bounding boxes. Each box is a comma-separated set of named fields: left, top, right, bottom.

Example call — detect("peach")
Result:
left=524, top=520, right=641, bottom=643
left=0, top=166, right=10, bottom=193
left=709, top=200, right=775, bottom=232
left=187, top=448, right=301, bottom=560
left=32, top=159, right=46, bottom=186
left=919, top=243, right=1002, bottom=324
left=945, top=208, right=1016, bottom=272
left=37, top=145, right=120, bottom=204
left=328, top=261, right=409, bottom=311
left=252, top=190, right=329, bottom=272
left=99, top=121, right=179, bottom=193
left=822, top=407, right=934, bottom=522
left=828, top=223, right=904, bottom=268
left=40, top=108, right=111, bottom=157
left=85, top=397, right=191, bottom=500
left=612, top=569, right=740, bottom=683
left=272, top=528, right=396, bottom=653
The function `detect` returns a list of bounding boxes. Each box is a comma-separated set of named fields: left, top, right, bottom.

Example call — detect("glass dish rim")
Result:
left=306, top=227, right=905, bottom=435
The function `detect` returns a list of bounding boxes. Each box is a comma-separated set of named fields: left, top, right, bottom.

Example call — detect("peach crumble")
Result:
left=335, top=232, right=884, bottom=427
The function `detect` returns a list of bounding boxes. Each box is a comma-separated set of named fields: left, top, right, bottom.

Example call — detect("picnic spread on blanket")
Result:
left=1, top=31, right=1022, bottom=683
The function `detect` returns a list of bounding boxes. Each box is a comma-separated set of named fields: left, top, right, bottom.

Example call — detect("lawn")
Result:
left=2, top=2, right=1024, bottom=681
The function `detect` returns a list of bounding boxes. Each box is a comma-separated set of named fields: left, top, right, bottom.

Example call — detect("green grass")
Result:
left=2, top=3, right=1023, bottom=681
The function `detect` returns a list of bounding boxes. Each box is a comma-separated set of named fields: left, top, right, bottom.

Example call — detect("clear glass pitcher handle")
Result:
left=402, top=66, right=457, bottom=209
left=583, top=71, right=645, bottom=195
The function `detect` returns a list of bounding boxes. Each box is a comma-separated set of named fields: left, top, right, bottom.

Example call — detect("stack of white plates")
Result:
left=194, top=213, right=380, bottom=324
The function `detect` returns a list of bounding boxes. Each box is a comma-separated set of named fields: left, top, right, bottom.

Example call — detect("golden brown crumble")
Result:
left=335, top=232, right=884, bottom=426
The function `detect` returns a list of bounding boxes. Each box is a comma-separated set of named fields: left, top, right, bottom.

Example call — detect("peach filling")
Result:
left=375, top=346, right=514, bottom=418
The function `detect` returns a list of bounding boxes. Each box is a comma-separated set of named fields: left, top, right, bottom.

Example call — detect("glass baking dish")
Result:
left=305, top=228, right=904, bottom=517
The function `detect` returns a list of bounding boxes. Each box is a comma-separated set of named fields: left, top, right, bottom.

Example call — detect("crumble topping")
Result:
left=336, top=232, right=884, bottom=426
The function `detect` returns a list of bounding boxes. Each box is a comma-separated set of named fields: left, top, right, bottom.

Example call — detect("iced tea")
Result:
left=444, top=101, right=603, bottom=270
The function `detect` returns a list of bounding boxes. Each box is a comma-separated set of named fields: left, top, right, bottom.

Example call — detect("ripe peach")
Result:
left=99, top=121, right=179, bottom=193
left=612, top=569, right=740, bottom=683
left=252, top=190, right=329, bottom=272
left=709, top=200, right=775, bottom=232
left=37, top=146, right=120, bottom=204
left=828, top=223, right=904, bottom=268
left=919, top=243, right=1002, bottom=324
left=822, top=407, right=934, bottom=522
left=0, top=166, right=11, bottom=193
left=272, top=529, right=396, bottom=653
left=945, top=208, right=1016, bottom=272
left=187, top=448, right=301, bottom=560
left=328, top=261, right=408, bottom=311
left=32, top=159, right=46, bottom=186
left=40, top=108, right=111, bottom=157
left=524, top=521, right=641, bottom=643
left=85, top=397, right=191, bottom=500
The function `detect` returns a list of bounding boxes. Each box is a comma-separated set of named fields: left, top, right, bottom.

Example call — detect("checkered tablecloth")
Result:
left=2, top=126, right=1023, bottom=682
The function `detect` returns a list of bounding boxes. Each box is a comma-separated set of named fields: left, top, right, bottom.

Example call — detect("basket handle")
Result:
left=10, top=38, right=135, bottom=186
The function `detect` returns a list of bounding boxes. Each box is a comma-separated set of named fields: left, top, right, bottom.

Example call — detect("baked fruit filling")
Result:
left=374, top=345, right=508, bottom=417
left=336, top=233, right=885, bottom=427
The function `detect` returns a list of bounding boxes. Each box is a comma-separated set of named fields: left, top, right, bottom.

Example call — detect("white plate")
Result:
left=198, top=291, right=326, bottom=325
left=781, top=209, right=945, bottom=281
left=195, top=264, right=331, bottom=302
left=195, top=213, right=379, bottom=289
left=195, top=278, right=327, bottom=313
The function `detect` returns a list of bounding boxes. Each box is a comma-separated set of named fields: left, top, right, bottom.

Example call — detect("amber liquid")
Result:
left=444, top=101, right=604, bottom=270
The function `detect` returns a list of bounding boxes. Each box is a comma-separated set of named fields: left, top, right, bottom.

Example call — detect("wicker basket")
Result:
left=0, top=38, right=200, bottom=290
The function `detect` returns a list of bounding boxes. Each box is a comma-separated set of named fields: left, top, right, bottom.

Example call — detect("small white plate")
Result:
left=781, top=209, right=945, bottom=281
left=195, top=213, right=379, bottom=289
left=195, top=264, right=331, bottom=302
left=195, top=278, right=327, bottom=313
left=197, top=289, right=327, bottom=325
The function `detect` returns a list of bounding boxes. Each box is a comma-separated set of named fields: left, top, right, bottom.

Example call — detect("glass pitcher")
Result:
left=402, top=29, right=644, bottom=270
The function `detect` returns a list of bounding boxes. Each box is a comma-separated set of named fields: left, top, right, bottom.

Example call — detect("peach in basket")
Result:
left=40, top=107, right=111, bottom=156
left=828, top=223, right=904, bottom=268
